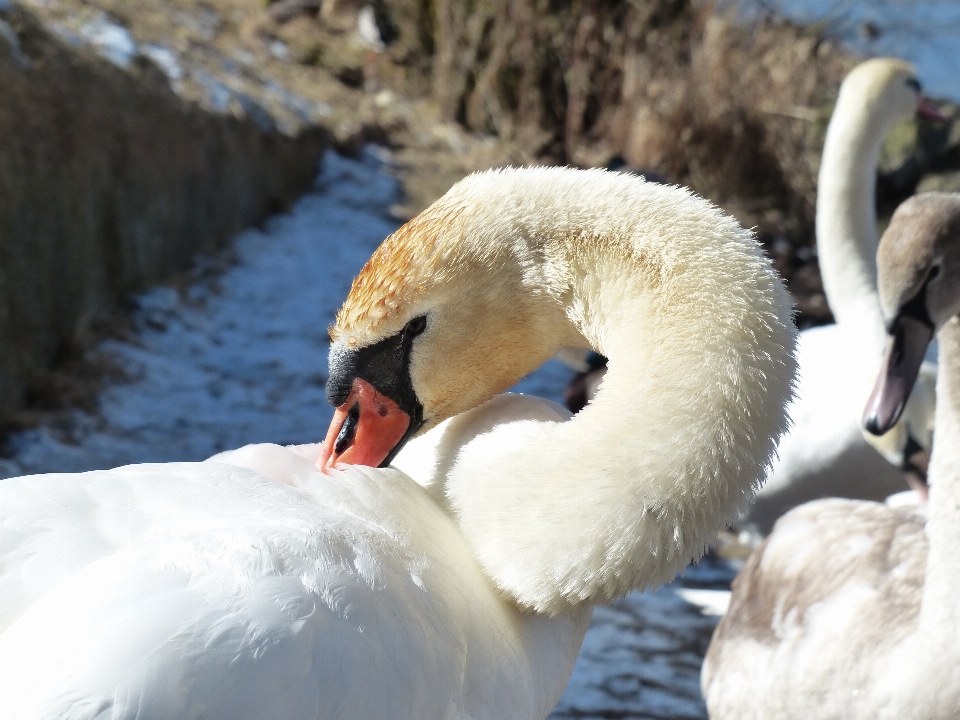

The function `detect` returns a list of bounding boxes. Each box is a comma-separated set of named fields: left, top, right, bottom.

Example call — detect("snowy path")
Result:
left=0, top=150, right=736, bottom=718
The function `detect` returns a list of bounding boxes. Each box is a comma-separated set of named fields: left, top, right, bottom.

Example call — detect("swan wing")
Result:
left=0, top=455, right=525, bottom=720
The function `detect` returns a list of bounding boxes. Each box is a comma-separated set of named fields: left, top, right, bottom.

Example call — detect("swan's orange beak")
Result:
left=316, top=378, right=411, bottom=473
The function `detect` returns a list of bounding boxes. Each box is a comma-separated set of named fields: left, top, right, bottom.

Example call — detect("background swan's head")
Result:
left=865, top=192, right=960, bottom=435
left=838, top=58, right=941, bottom=134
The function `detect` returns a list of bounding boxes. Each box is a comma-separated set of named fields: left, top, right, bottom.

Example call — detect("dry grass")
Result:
left=371, top=0, right=956, bottom=325
left=416, top=0, right=862, bottom=324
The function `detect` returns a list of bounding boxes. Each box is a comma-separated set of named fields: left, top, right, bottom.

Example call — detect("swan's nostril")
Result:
left=335, top=402, right=360, bottom=454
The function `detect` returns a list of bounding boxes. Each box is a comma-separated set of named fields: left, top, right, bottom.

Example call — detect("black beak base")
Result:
left=326, top=329, right=426, bottom=466
left=863, top=314, right=935, bottom=436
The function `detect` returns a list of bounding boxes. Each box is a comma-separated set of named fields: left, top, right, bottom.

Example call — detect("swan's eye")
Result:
left=905, top=77, right=921, bottom=93
left=928, top=264, right=941, bottom=281
left=404, top=315, right=427, bottom=337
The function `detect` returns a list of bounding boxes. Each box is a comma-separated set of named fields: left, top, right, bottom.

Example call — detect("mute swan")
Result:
left=0, top=167, right=796, bottom=719
left=703, top=192, right=960, bottom=719
left=748, top=58, right=944, bottom=530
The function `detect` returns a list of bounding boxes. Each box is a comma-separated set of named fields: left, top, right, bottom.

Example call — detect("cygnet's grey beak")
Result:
left=863, top=314, right=934, bottom=436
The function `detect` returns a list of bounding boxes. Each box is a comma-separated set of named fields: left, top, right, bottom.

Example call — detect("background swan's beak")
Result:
left=918, top=96, right=949, bottom=123
left=863, top=315, right=934, bottom=436
left=316, top=378, right=410, bottom=472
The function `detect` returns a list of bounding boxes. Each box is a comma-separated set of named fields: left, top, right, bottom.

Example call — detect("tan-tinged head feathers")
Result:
left=333, top=203, right=466, bottom=345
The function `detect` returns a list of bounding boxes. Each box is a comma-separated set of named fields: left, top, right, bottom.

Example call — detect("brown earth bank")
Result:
left=3, top=0, right=960, bottom=428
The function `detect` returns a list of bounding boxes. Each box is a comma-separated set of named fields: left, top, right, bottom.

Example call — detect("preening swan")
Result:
left=703, top=192, right=960, bottom=719
left=747, top=58, right=944, bottom=530
left=0, top=167, right=796, bottom=719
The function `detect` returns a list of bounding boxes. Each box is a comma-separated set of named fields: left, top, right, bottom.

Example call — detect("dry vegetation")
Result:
left=413, top=0, right=860, bottom=323
left=257, top=0, right=960, bottom=325
left=258, top=0, right=856, bottom=324
left=380, top=0, right=956, bottom=324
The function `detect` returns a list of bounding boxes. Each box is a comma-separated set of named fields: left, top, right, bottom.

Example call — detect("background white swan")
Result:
left=747, top=58, right=942, bottom=530
left=702, top=192, right=960, bottom=718
left=0, top=167, right=795, bottom=719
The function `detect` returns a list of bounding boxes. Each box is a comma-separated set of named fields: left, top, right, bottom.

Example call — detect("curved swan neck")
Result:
left=923, top=318, right=960, bottom=614
left=442, top=170, right=797, bottom=615
left=816, top=77, right=900, bottom=339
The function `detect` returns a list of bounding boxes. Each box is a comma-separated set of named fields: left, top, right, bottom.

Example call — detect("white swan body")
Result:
left=748, top=59, right=939, bottom=530
left=703, top=192, right=960, bottom=718
left=0, top=406, right=588, bottom=720
left=0, top=167, right=797, bottom=718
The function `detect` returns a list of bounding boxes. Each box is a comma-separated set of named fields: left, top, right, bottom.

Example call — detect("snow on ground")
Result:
left=0, top=149, right=737, bottom=718
left=0, top=149, right=572, bottom=477
left=2, top=151, right=393, bottom=476
left=552, top=556, right=735, bottom=720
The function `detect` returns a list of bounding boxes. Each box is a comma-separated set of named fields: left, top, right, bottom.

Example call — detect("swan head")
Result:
left=317, top=173, right=578, bottom=470
left=838, top=58, right=945, bottom=131
left=864, top=192, right=960, bottom=435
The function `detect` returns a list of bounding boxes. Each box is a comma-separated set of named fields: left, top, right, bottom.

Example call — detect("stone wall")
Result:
left=0, top=6, right=329, bottom=419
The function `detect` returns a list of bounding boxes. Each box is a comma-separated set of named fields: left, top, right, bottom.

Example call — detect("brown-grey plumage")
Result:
left=703, top=192, right=960, bottom=719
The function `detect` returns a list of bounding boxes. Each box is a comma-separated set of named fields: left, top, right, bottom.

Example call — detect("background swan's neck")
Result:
left=922, top=318, right=960, bottom=621
left=442, top=171, right=796, bottom=615
left=816, top=86, right=896, bottom=343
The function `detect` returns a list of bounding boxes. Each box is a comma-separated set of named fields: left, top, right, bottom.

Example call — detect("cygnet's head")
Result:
left=878, top=193, right=960, bottom=331
left=864, top=192, right=960, bottom=435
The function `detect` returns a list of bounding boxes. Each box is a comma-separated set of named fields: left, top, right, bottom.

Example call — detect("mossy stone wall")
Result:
left=0, top=7, right=329, bottom=418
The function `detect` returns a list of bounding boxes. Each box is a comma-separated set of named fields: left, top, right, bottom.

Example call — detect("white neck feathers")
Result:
left=923, top=319, right=960, bottom=616
left=816, top=64, right=914, bottom=341
left=436, top=169, right=797, bottom=614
